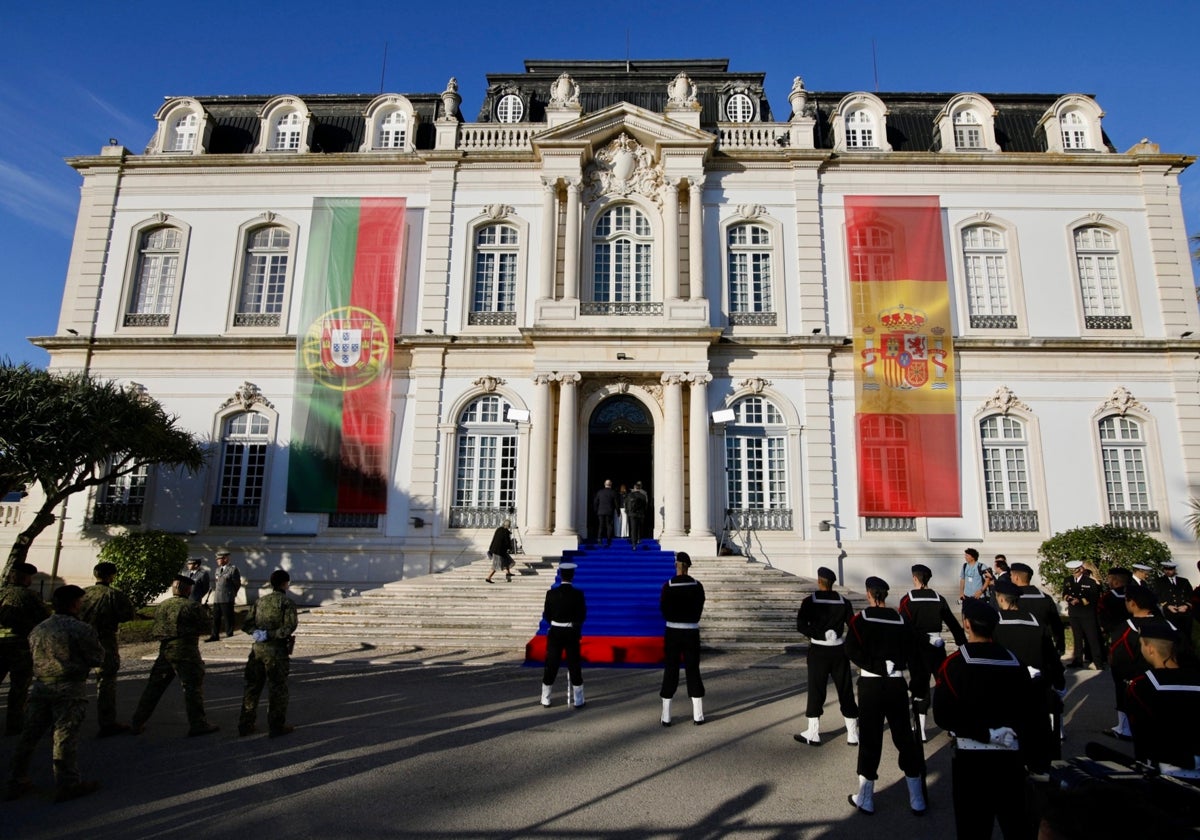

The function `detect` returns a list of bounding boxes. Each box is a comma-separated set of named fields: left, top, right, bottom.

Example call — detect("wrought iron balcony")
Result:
left=468, top=311, right=517, bottom=326
left=449, top=506, right=515, bottom=529
left=210, top=504, right=261, bottom=527
left=729, top=311, right=778, bottom=327
left=233, top=312, right=281, bottom=328
left=865, top=516, right=917, bottom=532
left=970, top=314, right=1019, bottom=329
left=987, top=509, right=1039, bottom=532
left=580, top=301, right=663, bottom=316
left=328, top=512, right=380, bottom=529
left=123, top=312, right=170, bottom=327
left=1109, top=509, right=1160, bottom=532
left=92, top=502, right=144, bottom=526
left=724, top=508, right=793, bottom=531
left=1085, top=315, right=1133, bottom=330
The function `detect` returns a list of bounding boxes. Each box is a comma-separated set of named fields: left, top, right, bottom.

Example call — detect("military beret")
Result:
left=93, top=562, right=118, bottom=578
left=910, top=563, right=931, bottom=577
left=993, top=578, right=1021, bottom=599
left=1108, top=567, right=1132, bottom=580
left=1065, top=560, right=1084, bottom=570
left=14, top=562, right=38, bottom=576
left=173, top=574, right=195, bottom=587
left=864, top=576, right=889, bottom=592
left=1127, top=586, right=1158, bottom=609
left=817, top=566, right=837, bottom=583
left=1008, top=562, right=1033, bottom=576
left=962, top=597, right=998, bottom=624
left=1139, top=621, right=1179, bottom=642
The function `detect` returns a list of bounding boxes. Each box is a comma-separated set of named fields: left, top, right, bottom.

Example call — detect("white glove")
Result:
left=824, top=629, right=838, bottom=642
left=1027, top=666, right=1042, bottom=679
left=252, top=629, right=269, bottom=643
left=932, top=637, right=945, bottom=649
left=988, top=727, right=1017, bottom=748
left=885, top=659, right=896, bottom=676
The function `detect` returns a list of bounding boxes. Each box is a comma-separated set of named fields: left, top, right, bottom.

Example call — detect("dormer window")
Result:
left=833, top=94, right=891, bottom=153
left=151, top=98, right=209, bottom=155
left=254, top=97, right=312, bottom=154
left=497, top=94, right=524, bottom=124
left=954, top=110, right=982, bottom=149
left=170, top=113, right=199, bottom=152
left=726, top=93, right=754, bottom=123
left=1039, top=95, right=1107, bottom=154
left=377, top=110, right=407, bottom=149
left=1061, top=111, right=1089, bottom=150
left=935, top=95, right=1000, bottom=154
left=845, top=110, right=875, bottom=148
left=272, top=111, right=303, bottom=151
left=362, top=94, right=418, bottom=153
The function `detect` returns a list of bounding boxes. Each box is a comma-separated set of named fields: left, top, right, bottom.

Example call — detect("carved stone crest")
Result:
left=1102, top=385, right=1146, bottom=416
left=981, top=385, right=1030, bottom=416
left=666, top=73, right=699, bottom=109
left=548, top=73, right=581, bottom=108
left=221, top=381, right=275, bottom=412
left=474, top=375, right=505, bottom=393
left=735, top=204, right=767, bottom=221
left=481, top=204, right=514, bottom=221
left=738, top=377, right=772, bottom=395
left=583, top=133, right=666, bottom=208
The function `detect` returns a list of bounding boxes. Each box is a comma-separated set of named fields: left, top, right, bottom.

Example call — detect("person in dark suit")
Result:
left=659, top=552, right=706, bottom=726
left=484, top=519, right=515, bottom=583
left=1063, top=560, right=1104, bottom=668
left=540, top=562, right=586, bottom=709
left=592, top=480, right=619, bottom=548
left=625, top=481, right=649, bottom=549
left=1153, top=560, right=1193, bottom=641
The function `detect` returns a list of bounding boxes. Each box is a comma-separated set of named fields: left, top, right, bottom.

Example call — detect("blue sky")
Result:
left=2, top=0, right=1197, bottom=367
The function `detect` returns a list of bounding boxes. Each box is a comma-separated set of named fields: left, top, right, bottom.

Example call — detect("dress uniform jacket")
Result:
left=1126, top=666, right=1200, bottom=772
left=797, top=590, right=857, bottom=718
left=1018, top=585, right=1066, bottom=654
left=660, top=574, right=706, bottom=699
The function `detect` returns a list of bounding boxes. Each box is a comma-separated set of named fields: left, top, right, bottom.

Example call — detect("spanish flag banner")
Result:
left=287, top=198, right=406, bottom=514
left=847, top=195, right=960, bottom=517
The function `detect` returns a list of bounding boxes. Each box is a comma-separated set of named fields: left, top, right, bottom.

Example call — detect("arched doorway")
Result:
left=587, top=395, right=653, bottom=541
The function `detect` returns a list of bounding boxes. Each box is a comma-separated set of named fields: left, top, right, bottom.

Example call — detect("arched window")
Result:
left=593, top=205, right=653, bottom=304
left=126, top=227, right=182, bottom=327
left=496, top=94, right=523, bottom=124
left=1099, top=415, right=1156, bottom=530
left=953, top=109, right=982, bottom=149
left=170, top=113, right=198, bottom=152
left=452, top=395, right=518, bottom=527
left=847, top=222, right=895, bottom=319
left=1061, top=111, right=1090, bottom=150
left=962, top=225, right=1014, bottom=328
left=980, top=415, right=1036, bottom=531
left=376, top=110, right=407, bottom=149
left=724, top=396, right=789, bottom=518
left=727, top=223, right=773, bottom=319
left=235, top=226, right=291, bottom=327
left=471, top=224, right=519, bottom=323
left=845, top=109, right=876, bottom=148
left=211, top=412, right=270, bottom=527
left=726, top=93, right=754, bottom=123
left=1073, top=226, right=1128, bottom=329
left=271, top=111, right=303, bottom=151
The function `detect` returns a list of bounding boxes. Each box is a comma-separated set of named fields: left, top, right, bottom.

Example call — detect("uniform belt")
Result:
left=858, top=668, right=905, bottom=678
left=810, top=637, right=844, bottom=647
left=666, top=622, right=700, bottom=630
left=955, top=737, right=1020, bottom=752
left=550, top=621, right=575, bottom=628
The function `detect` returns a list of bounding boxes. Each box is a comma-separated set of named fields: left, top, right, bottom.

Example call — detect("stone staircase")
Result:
left=298, top=552, right=869, bottom=656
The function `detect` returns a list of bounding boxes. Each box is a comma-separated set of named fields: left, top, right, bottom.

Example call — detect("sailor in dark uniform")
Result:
left=1063, top=560, right=1104, bottom=668
left=1098, top=567, right=1132, bottom=647
left=992, top=577, right=1065, bottom=767
left=898, top=563, right=966, bottom=743
left=1106, top=584, right=1169, bottom=740
left=1153, top=560, right=1193, bottom=641
left=659, top=552, right=706, bottom=726
left=933, top=597, right=1040, bottom=840
left=795, top=566, right=858, bottom=745
left=540, top=562, right=586, bottom=709
left=844, top=576, right=925, bottom=816
left=1125, top=621, right=1200, bottom=779
left=1008, top=562, right=1065, bottom=659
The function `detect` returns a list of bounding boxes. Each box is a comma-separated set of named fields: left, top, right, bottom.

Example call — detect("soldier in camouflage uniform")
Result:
left=5, top=585, right=105, bottom=803
left=239, top=569, right=298, bottom=737
left=129, top=576, right=219, bottom=737
left=79, top=562, right=135, bottom=736
left=0, top=562, right=51, bottom=735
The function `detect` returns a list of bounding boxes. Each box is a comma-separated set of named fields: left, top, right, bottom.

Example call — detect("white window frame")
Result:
left=972, top=398, right=1048, bottom=536
left=1090, top=406, right=1167, bottom=533
left=119, top=216, right=191, bottom=334
left=93, top=460, right=150, bottom=526
left=227, top=214, right=299, bottom=333
left=210, top=410, right=274, bottom=529
left=979, top=415, right=1032, bottom=512
left=362, top=94, right=418, bottom=153
left=1098, top=415, right=1151, bottom=513
left=721, top=211, right=784, bottom=332
left=453, top=395, right=518, bottom=513
left=724, top=396, right=790, bottom=512
left=952, top=214, right=1028, bottom=335
left=1039, top=95, right=1107, bottom=154
left=151, top=98, right=209, bottom=155
left=255, top=96, right=312, bottom=154
left=934, top=94, right=1000, bottom=153
left=590, top=203, right=656, bottom=304
left=833, top=93, right=891, bottom=152
left=1067, top=216, right=1140, bottom=334
left=726, top=93, right=755, bottom=123
left=496, top=94, right=524, bottom=124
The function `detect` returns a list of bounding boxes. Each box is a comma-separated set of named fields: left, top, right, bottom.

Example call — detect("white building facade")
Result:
left=20, top=59, right=1199, bottom=602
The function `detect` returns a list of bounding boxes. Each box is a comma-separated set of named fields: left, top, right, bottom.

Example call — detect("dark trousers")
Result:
left=660, top=628, right=704, bottom=699
left=0, top=639, right=33, bottom=733
left=908, top=638, right=948, bottom=714
left=240, top=642, right=290, bottom=734
left=212, top=602, right=236, bottom=638
left=855, top=676, right=923, bottom=781
left=805, top=645, right=857, bottom=718
left=628, top=515, right=645, bottom=547
left=542, top=627, right=583, bottom=687
left=951, top=748, right=1032, bottom=839
left=595, top=513, right=614, bottom=546
left=1068, top=609, right=1104, bottom=664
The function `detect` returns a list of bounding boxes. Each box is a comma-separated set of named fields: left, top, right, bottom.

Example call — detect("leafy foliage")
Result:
left=98, top=530, right=189, bottom=609
left=1186, top=498, right=1200, bottom=541
left=1037, top=524, right=1172, bottom=596
left=0, top=362, right=206, bottom=578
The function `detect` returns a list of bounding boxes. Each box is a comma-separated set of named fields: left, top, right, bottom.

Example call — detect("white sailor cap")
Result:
left=559, top=562, right=578, bottom=570
left=1065, top=561, right=1084, bottom=570
left=1132, top=563, right=1153, bottom=571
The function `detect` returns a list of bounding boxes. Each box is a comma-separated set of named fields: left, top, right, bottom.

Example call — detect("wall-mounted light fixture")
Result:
left=819, top=520, right=831, bottom=532
left=507, top=408, right=531, bottom=424
left=616, top=352, right=632, bottom=360
left=811, top=327, right=822, bottom=334
left=409, top=516, right=425, bottom=528
left=1182, top=331, right=1194, bottom=338
left=710, top=408, right=736, bottom=424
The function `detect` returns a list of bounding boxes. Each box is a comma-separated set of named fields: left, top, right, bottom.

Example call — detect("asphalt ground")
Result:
left=0, top=642, right=1153, bottom=840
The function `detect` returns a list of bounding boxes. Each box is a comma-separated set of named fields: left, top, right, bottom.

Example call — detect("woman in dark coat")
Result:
left=485, top=520, right=515, bottom=583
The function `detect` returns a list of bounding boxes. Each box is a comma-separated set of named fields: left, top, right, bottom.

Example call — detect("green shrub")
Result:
left=1037, top=524, right=1171, bottom=597
left=98, top=530, right=189, bottom=608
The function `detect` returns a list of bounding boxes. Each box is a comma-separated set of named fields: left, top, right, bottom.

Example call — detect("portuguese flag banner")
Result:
left=287, top=197, right=406, bottom=514
left=847, top=195, right=960, bottom=517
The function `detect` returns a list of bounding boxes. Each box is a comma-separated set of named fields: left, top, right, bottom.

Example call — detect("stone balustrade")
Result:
left=458, top=123, right=543, bottom=151
left=717, top=124, right=790, bottom=150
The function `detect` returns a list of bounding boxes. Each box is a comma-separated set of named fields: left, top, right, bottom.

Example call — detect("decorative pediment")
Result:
left=582, top=133, right=667, bottom=208
left=221, top=381, right=275, bottom=412
left=532, top=101, right=716, bottom=150
left=981, top=386, right=1030, bottom=416
left=473, top=375, right=506, bottom=393
left=737, top=377, right=772, bottom=395
left=1101, top=386, right=1146, bottom=417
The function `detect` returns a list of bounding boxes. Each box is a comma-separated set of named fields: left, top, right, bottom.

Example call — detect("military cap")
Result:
left=910, top=563, right=931, bottom=577
left=216, top=549, right=232, bottom=558
left=817, top=566, right=837, bottom=583
left=1161, top=560, right=1177, bottom=568
left=993, top=578, right=1021, bottom=599
left=864, top=576, right=889, bottom=592
left=1139, top=621, right=1179, bottom=642
left=962, top=597, right=998, bottom=624
left=559, top=562, right=578, bottom=570
left=186, top=557, right=202, bottom=565
left=1009, top=562, right=1033, bottom=576
left=93, top=562, right=118, bottom=578
left=14, top=562, right=38, bottom=576
left=675, top=552, right=692, bottom=568
left=1132, top=563, right=1153, bottom=571
left=1127, top=586, right=1158, bottom=609
left=173, top=574, right=195, bottom=587
left=1065, top=560, right=1084, bottom=570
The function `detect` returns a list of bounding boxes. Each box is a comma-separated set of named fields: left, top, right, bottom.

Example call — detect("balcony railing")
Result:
left=865, top=516, right=917, bottom=532
left=328, top=512, right=380, bottom=529
left=458, top=123, right=542, bottom=151
left=716, top=124, right=790, bottom=150
left=449, top=506, right=515, bottom=529
left=123, top=312, right=170, bottom=327
left=210, top=504, right=261, bottom=527
left=92, top=502, right=144, bottom=526
left=468, top=311, right=517, bottom=326
left=724, top=508, right=793, bottom=531
left=1085, top=315, right=1133, bottom=330
left=729, top=311, right=778, bottom=327
left=987, top=509, right=1039, bottom=532
left=0, top=503, right=20, bottom=528
left=1109, top=509, right=1160, bottom=532
left=233, top=312, right=281, bottom=328
left=970, top=314, right=1019, bottom=330
left=580, top=301, right=664, bottom=316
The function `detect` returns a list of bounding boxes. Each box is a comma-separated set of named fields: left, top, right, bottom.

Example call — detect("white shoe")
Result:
left=692, top=697, right=705, bottom=725
left=906, top=776, right=927, bottom=815
left=848, top=775, right=875, bottom=814
left=845, top=717, right=860, bottom=746
left=540, top=684, right=552, bottom=707
left=661, top=698, right=672, bottom=727
left=796, top=716, right=821, bottom=745
left=572, top=685, right=585, bottom=709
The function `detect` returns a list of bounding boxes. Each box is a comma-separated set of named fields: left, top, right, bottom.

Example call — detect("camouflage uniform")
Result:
left=7, top=613, right=104, bottom=791
left=78, top=582, right=135, bottom=730
left=0, top=583, right=51, bottom=733
left=130, top=596, right=214, bottom=735
left=239, top=590, right=298, bottom=735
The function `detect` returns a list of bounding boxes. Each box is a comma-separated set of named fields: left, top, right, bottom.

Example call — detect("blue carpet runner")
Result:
left=524, top=539, right=677, bottom=666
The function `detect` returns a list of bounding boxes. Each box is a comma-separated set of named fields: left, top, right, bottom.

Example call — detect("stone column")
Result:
left=552, top=372, right=580, bottom=536
left=525, top=373, right=554, bottom=535
left=562, top=179, right=581, bottom=301
left=687, top=372, right=713, bottom=537
left=661, top=373, right=686, bottom=537
left=688, top=180, right=704, bottom=300
left=538, top=178, right=558, bottom=301
left=664, top=179, right=680, bottom=299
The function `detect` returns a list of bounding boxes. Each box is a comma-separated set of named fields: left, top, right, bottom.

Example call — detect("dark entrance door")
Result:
left=587, top=395, right=653, bottom=542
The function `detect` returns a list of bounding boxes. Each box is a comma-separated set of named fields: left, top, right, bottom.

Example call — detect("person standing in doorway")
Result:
left=626, top=481, right=649, bottom=550
left=593, top=480, right=619, bottom=548
left=616, top=484, right=629, bottom=539
left=207, top=550, right=241, bottom=641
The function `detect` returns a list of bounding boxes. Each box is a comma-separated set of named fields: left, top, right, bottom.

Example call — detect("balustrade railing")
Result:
left=987, top=509, right=1039, bottom=532
left=865, top=516, right=917, bottom=532
left=1109, top=509, right=1160, bottom=532
left=724, top=508, right=793, bottom=531
left=449, top=506, right=515, bottom=529
left=716, top=124, right=790, bottom=150
left=458, top=124, right=542, bottom=151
